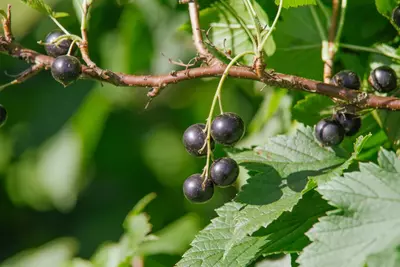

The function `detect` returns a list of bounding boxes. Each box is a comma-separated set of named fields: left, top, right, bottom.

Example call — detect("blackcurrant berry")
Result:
left=0, top=105, right=7, bottom=128
left=183, top=174, right=214, bottom=203
left=182, top=123, right=215, bottom=157
left=368, top=66, right=397, bottom=93
left=331, top=70, right=361, bottom=90
left=211, top=112, right=245, bottom=145
left=210, top=157, right=239, bottom=187
left=51, top=55, right=82, bottom=86
left=44, top=30, right=73, bottom=57
left=334, top=113, right=361, bottom=136
left=315, top=118, right=345, bottom=146
left=392, top=6, right=400, bottom=28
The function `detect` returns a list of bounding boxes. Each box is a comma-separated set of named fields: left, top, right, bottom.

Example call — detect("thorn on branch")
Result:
left=0, top=64, right=44, bottom=91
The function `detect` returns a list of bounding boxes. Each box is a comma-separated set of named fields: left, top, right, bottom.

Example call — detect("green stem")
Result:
left=316, top=0, right=330, bottom=26
left=220, top=1, right=257, bottom=52
left=258, top=0, right=283, bottom=51
left=310, top=6, right=327, bottom=41
left=49, top=15, right=70, bottom=35
left=334, top=0, right=347, bottom=45
left=242, top=0, right=262, bottom=52
left=340, top=43, right=400, bottom=61
left=201, top=50, right=255, bottom=182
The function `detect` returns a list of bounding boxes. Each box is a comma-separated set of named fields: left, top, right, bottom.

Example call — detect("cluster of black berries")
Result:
left=315, top=65, right=398, bottom=146
left=182, top=113, right=244, bottom=203
left=45, top=30, right=82, bottom=86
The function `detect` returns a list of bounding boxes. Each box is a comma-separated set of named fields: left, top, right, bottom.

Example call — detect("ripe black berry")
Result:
left=210, top=157, right=239, bottom=187
left=331, top=70, right=361, bottom=90
left=368, top=66, right=397, bottom=93
left=51, top=55, right=82, bottom=86
left=44, top=30, right=73, bottom=57
left=183, top=174, right=214, bottom=203
left=392, top=6, right=400, bottom=28
left=211, top=112, right=245, bottom=145
left=334, top=113, right=361, bottom=136
left=0, top=105, right=7, bottom=127
left=315, top=118, right=345, bottom=146
left=183, top=123, right=214, bottom=157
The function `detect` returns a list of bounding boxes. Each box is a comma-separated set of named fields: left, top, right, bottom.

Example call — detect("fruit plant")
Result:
left=2, top=0, right=400, bottom=266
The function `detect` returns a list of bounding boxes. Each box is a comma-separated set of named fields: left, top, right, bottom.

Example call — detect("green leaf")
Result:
left=0, top=9, right=7, bottom=18
left=0, top=238, right=78, bottom=267
left=256, top=191, right=332, bottom=255
left=255, top=255, right=291, bottom=267
left=211, top=0, right=276, bottom=63
left=366, top=246, right=400, bottom=267
left=180, top=0, right=276, bottom=64
left=275, top=0, right=316, bottom=8
left=178, top=125, right=365, bottom=267
left=52, top=12, right=69, bottom=18
left=226, top=126, right=357, bottom=254
left=176, top=202, right=267, bottom=267
left=20, top=0, right=53, bottom=15
left=91, top=194, right=156, bottom=267
left=375, top=0, right=397, bottom=19
left=64, top=258, right=94, bottom=267
left=310, top=134, right=372, bottom=186
left=138, top=213, right=201, bottom=255
left=298, top=148, right=400, bottom=267
left=292, top=94, right=334, bottom=126
left=267, top=7, right=324, bottom=80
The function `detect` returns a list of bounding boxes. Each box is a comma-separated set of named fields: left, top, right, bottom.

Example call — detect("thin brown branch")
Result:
left=185, top=0, right=219, bottom=65
left=3, top=36, right=400, bottom=110
left=1, top=4, right=13, bottom=42
left=323, top=0, right=340, bottom=83
left=0, top=64, right=44, bottom=91
left=78, top=0, right=104, bottom=77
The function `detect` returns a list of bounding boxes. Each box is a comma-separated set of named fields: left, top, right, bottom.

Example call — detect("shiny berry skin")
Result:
left=211, top=112, right=245, bottom=145
left=183, top=123, right=215, bottom=157
left=368, top=66, right=397, bottom=93
left=44, top=30, right=73, bottom=57
left=0, top=105, right=7, bottom=127
left=331, top=70, right=361, bottom=90
left=210, top=157, right=239, bottom=187
left=392, top=6, right=400, bottom=28
left=183, top=174, right=214, bottom=203
left=315, top=118, right=345, bottom=146
left=51, top=55, right=82, bottom=86
left=334, top=113, right=361, bottom=136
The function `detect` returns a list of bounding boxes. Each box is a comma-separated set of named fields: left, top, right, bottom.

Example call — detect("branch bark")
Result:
left=2, top=3, right=400, bottom=111
left=2, top=36, right=400, bottom=110
left=323, top=0, right=340, bottom=83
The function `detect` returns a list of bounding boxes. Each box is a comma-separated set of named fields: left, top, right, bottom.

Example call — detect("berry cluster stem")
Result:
left=201, top=50, right=255, bottom=186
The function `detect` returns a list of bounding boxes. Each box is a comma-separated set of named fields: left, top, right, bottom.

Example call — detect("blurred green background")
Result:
left=0, top=0, right=264, bottom=265
left=0, top=0, right=398, bottom=266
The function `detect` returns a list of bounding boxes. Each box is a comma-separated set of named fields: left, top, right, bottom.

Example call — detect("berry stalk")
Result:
left=201, top=50, right=255, bottom=186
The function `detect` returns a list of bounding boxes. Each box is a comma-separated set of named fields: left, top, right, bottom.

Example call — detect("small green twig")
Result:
left=49, top=15, right=70, bottom=35
left=340, top=43, right=400, bottom=61
left=258, top=0, right=283, bottom=51
left=242, top=0, right=262, bottom=53
left=334, top=0, right=347, bottom=45
left=201, top=50, right=255, bottom=185
left=310, top=6, right=328, bottom=42
left=316, top=0, right=330, bottom=27
left=220, top=1, right=257, bottom=52
left=67, top=40, right=78, bottom=56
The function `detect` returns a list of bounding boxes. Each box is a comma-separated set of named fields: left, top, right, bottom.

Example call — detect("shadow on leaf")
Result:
left=236, top=163, right=283, bottom=205
left=236, top=163, right=329, bottom=205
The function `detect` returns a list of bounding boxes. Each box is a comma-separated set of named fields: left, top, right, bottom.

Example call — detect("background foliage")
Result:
left=1, top=0, right=400, bottom=266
